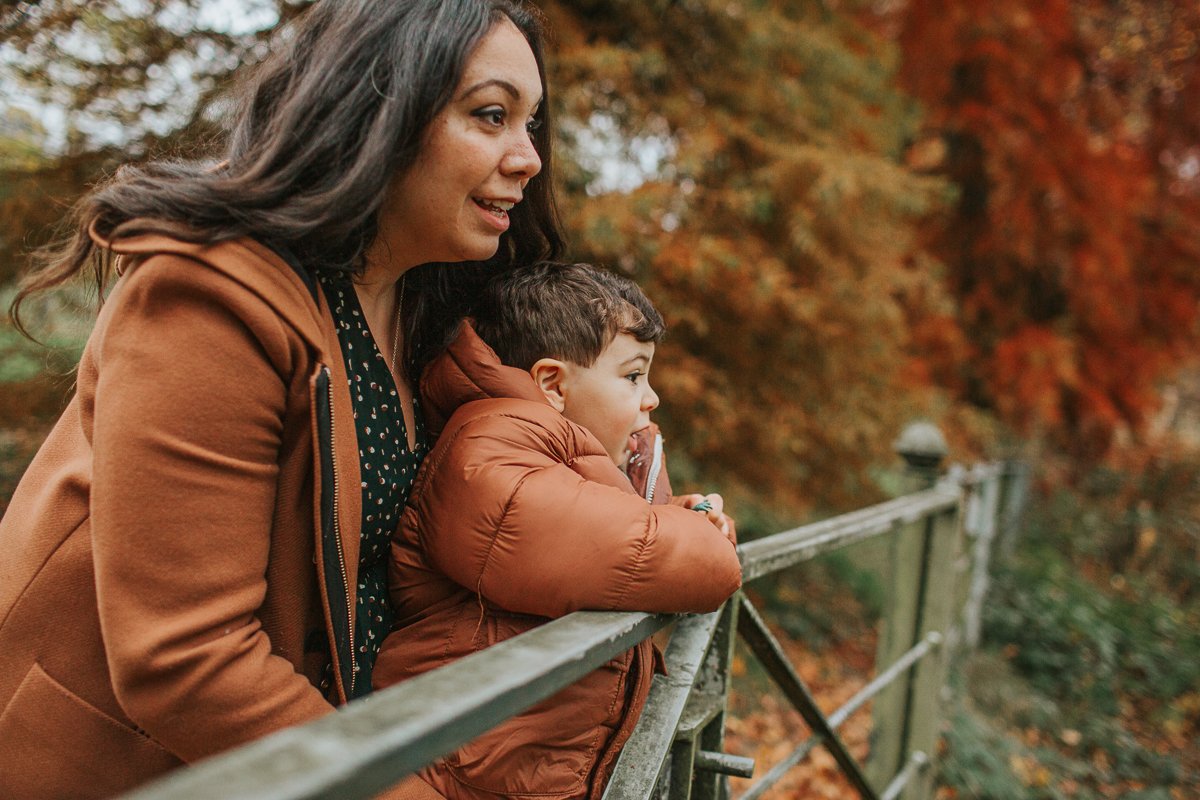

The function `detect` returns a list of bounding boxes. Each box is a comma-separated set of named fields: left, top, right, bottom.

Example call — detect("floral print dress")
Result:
left=319, top=273, right=429, bottom=698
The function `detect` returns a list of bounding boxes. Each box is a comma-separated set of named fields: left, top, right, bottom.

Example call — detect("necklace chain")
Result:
left=390, top=275, right=405, bottom=378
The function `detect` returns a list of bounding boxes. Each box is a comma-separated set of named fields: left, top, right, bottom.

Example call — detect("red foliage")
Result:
left=892, top=0, right=1200, bottom=456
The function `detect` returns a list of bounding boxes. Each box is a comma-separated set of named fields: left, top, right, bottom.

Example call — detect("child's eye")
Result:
left=625, top=372, right=642, bottom=384
left=473, top=106, right=506, bottom=127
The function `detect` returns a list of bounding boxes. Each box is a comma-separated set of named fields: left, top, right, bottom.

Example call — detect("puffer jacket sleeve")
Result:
left=90, top=255, right=332, bottom=761
left=414, top=411, right=742, bottom=618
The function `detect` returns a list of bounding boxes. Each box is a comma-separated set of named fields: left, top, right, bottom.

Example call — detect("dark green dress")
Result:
left=319, top=274, right=429, bottom=697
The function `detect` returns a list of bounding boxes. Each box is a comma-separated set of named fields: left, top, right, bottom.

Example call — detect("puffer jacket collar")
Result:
left=419, top=319, right=548, bottom=436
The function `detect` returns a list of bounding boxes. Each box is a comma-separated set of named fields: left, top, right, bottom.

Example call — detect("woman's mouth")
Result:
left=473, top=198, right=514, bottom=219
left=473, top=197, right=514, bottom=232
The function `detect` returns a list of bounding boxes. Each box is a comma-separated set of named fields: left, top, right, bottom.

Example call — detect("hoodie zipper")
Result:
left=317, top=365, right=357, bottom=698
left=644, top=433, right=664, bottom=504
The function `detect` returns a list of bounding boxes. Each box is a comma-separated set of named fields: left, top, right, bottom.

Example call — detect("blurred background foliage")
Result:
left=1, top=0, right=1197, bottom=795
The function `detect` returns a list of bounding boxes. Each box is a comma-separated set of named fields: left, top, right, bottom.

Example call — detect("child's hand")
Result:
left=679, top=493, right=737, bottom=545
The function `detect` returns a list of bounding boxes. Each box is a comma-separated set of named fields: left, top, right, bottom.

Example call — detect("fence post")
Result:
left=867, top=422, right=947, bottom=793
left=962, top=467, right=1001, bottom=649
left=901, top=431, right=963, bottom=800
left=996, top=460, right=1031, bottom=562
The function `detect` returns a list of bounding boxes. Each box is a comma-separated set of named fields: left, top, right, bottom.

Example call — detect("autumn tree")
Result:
left=0, top=0, right=313, bottom=283
left=890, top=0, right=1200, bottom=457
left=1, top=0, right=958, bottom=518
left=539, top=0, right=956, bottom=515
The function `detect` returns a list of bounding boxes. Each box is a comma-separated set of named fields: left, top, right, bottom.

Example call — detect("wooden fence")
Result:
left=121, top=422, right=1029, bottom=800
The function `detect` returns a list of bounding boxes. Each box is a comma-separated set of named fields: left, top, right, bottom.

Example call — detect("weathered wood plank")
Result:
left=866, top=512, right=928, bottom=790
left=693, top=750, right=754, bottom=779
left=881, top=751, right=929, bottom=800
left=963, top=469, right=1001, bottom=647
left=603, top=612, right=723, bottom=800
left=122, top=611, right=670, bottom=800
left=902, top=504, right=963, bottom=800
left=738, top=488, right=959, bottom=583
left=829, top=631, right=941, bottom=731
left=691, top=595, right=740, bottom=800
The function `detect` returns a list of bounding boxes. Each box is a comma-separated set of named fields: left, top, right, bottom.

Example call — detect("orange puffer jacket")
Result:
left=373, top=322, right=742, bottom=800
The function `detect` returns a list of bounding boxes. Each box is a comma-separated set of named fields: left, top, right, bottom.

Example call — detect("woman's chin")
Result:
left=439, top=239, right=501, bottom=265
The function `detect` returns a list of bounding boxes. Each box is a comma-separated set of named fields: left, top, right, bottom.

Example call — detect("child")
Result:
left=373, top=262, right=742, bottom=800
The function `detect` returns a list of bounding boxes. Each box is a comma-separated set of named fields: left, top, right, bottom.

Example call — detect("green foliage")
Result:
left=0, top=285, right=91, bottom=381
left=940, top=706, right=1037, bottom=800
left=985, top=545, right=1200, bottom=716
left=942, top=651, right=1188, bottom=798
left=0, top=328, right=83, bottom=383
left=0, top=327, right=46, bottom=384
left=0, top=281, right=92, bottom=516
left=0, top=109, right=48, bottom=172
left=939, top=470, right=1200, bottom=798
left=985, top=557, right=1121, bottom=713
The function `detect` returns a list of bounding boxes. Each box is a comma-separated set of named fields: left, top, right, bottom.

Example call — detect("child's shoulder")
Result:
left=443, top=395, right=562, bottom=434
left=436, top=396, right=601, bottom=461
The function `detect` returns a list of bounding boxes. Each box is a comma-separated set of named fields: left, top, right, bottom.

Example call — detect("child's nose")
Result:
left=642, top=383, right=660, bottom=412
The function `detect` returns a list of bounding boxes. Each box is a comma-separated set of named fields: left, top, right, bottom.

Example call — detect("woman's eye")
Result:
left=473, top=107, right=506, bottom=127
left=525, top=116, right=543, bottom=134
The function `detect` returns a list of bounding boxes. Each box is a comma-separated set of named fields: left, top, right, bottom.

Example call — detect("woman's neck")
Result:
left=351, top=254, right=419, bottom=451
left=354, top=246, right=413, bottom=317
left=358, top=215, right=421, bottom=302
left=354, top=272, right=400, bottom=319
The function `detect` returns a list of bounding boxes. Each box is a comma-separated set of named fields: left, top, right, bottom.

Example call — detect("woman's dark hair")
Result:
left=11, top=0, right=564, bottom=380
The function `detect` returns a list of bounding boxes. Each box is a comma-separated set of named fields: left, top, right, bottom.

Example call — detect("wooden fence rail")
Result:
left=121, top=423, right=1029, bottom=800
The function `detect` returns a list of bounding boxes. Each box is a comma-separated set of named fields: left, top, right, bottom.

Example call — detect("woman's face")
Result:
left=378, top=18, right=544, bottom=269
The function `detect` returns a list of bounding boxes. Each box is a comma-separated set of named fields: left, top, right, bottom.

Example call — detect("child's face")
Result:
left=560, top=334, right=660, bottom=467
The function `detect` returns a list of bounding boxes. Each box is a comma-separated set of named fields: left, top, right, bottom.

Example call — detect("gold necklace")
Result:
left=390, top=275, right=406, bottom=378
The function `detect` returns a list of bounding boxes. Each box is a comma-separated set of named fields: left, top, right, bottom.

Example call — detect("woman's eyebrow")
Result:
left=458, top=78, right=543, bottom=106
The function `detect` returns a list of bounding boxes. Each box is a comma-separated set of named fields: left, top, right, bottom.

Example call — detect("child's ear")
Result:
left=529, top=358, right=569, bottom=412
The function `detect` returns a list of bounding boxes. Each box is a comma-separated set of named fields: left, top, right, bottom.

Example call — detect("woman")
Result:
left=0, top=1, right=561, bottom=797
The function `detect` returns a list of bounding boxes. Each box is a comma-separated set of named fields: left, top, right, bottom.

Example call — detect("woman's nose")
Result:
left=502, top=132, right=542, bottom=182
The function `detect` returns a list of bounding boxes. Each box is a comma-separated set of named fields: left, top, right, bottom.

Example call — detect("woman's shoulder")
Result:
left=100, top=229, right=308, bottom=301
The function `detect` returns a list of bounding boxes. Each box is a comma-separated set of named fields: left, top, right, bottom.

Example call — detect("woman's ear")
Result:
left=529, top=358, right=569, bottom=412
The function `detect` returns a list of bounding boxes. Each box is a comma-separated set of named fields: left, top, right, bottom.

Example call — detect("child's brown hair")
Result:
left=472, top=261, right=665, bottom=370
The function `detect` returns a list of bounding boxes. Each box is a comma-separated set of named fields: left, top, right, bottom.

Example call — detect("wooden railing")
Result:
left=121, top=423, right=1029, bottom=800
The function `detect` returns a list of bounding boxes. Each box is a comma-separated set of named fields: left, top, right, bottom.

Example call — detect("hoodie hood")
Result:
left=89, top=224, right=330, bottom=357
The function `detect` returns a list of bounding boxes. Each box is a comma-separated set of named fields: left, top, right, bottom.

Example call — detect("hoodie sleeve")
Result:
left=413, top=411, right=742, bottom=618
left=90, top=256, right=333, bottom=762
